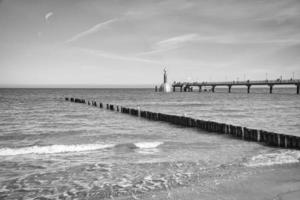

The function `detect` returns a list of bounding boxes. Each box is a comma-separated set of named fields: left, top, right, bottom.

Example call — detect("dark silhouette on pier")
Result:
left=172, top=79, right=300, bottom=94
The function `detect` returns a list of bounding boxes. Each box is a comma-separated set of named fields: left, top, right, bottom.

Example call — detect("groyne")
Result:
left=65, top=97, right=300, bottom=150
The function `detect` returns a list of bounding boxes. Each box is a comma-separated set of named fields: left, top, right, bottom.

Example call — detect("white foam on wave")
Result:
left=0, top=141, right=164, bottom=156
left=0, top=144, right=115, bottom=156
left=245, top=150, right=300, bottom=167
left=134, top=142, right=163, bottom=149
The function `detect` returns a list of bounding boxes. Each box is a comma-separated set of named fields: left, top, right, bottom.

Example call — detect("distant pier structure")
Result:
left=156, top=68, right=171, bottom=93
left=172, top=79, right=300, bottom=94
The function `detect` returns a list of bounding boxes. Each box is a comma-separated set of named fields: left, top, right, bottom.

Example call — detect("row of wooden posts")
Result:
left=65, top=97, right=300, bottom=150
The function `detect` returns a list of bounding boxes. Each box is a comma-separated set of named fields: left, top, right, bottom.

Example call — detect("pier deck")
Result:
left=172, top=79, right=300, bottom=94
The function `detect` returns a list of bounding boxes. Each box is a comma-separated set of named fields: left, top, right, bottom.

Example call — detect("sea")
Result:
left=0, top=88, right=300, bottom=199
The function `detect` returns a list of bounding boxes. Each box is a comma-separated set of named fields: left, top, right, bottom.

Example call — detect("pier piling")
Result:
left=247, top=85, right=251, bottom=93
left=269, top=84, right=273, bottom=94
left=228, top=85, right=232, bottom=93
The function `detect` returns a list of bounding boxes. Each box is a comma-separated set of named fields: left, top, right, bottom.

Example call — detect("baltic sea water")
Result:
left=0, top=88, right=299, bottom=199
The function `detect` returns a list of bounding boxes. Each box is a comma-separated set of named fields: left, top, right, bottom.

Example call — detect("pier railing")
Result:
left=172, top=79, right=300, bottom=94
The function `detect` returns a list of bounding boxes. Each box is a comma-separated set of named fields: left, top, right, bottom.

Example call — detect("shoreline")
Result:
left=115, top=163, right=300, bottom=200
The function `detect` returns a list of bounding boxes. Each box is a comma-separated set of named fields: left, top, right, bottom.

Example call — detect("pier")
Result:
left=65, top=97, right=300, bottom=150
left=172, top=79, right=300, bottom=94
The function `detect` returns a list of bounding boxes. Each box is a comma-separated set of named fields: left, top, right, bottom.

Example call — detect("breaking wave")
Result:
left=244, top=150, right=300, bottom=167
left=0, top=142, right=164, bottom=156
left=135, top=142, right=163, bottom=149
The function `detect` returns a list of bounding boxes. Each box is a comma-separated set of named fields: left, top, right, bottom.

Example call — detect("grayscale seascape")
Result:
left=1, top=0, right=300, bottom=199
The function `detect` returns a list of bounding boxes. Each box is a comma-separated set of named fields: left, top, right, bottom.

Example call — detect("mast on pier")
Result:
left=163, top=68, right=167, bottom=84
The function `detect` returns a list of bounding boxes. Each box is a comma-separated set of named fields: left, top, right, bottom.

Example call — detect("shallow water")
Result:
left=0, top=88, right=299, bottom=199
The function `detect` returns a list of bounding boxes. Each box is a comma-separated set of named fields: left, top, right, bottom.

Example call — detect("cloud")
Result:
left=137, top=34, right=199, bottom=56
left=78, top=48, right=159, bottom=64
left=156, top=33, right=199, bottom=49
left=45, top=12, right=53, bottom=22
left=138, top=32, right=300, bottom=56
left=65, top=18, right=118, bottom=43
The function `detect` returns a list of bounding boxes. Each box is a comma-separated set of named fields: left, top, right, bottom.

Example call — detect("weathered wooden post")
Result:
left=229, top=125, right=237, bottom=137
left=278, top=134, right=285, bottom=147
left=137, top=106, right=141, bottom=117
left=228, top=85, right=232, bottom=93
left=141, top=110, right=146, bottom=118
left=110, top=105, right=114, bottom=111
left=252, top=129, right=258, bottom=142
left=247, top=85, right=251, bottom=93
left=269, top=84, right=273, bottom=94
left=275, top=133, right=281, bottom=147
left=211, top=85, right=215, bottom=93
left=257, top=130, right=261, bottom=142
left=296, top=136, right=300, bottom=149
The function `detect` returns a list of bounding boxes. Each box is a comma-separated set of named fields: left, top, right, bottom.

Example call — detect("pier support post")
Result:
left=138, top=107, right=141, bottom=117
left=297, top=84, right=299, bottom=94
left=269, top=84, right=273, bottom=94
left=199, top=86, right=202, bottom=92
left=212, top=86, right=215, bottom=93
left=173, top=87, right=175, bottom=92
left=247, top=85, right=251, bottom=93
left=228, top=85, right=232, bottom=93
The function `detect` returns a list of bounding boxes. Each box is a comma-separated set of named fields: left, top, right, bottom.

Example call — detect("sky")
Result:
left=0, top=0, right=299, bottom=87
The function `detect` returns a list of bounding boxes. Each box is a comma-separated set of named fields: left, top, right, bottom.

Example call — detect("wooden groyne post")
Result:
left=65, top=97, right=300, bottom=150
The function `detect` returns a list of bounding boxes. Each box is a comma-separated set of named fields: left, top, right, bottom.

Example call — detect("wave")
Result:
left=0, top=141, right=164, bottom=156
left=244, top=150, right=300, bottom=167
left=134, top=142, right=163, bottom=149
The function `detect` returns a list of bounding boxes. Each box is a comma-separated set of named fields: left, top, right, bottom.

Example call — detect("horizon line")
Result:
left=0, top=84, right=157, bottom=89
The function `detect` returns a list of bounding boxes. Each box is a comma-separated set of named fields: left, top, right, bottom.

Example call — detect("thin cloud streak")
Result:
left=156, top=34, right=199, bottom=48
left=78, top=48, right=160, bottom=64
left=157, top=33, right=300, bottom=46
left=65, top=18, right=118, bottom=43
left=137, top=33, right=300, bottom=56
left=137, top=34, right=199, bottom=56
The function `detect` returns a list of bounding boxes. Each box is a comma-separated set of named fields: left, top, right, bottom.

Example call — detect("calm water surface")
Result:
left=0, top=88, right=299, bottom=199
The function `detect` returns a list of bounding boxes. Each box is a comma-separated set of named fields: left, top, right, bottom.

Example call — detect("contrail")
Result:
left=65, top=18, right=117, bottom=43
